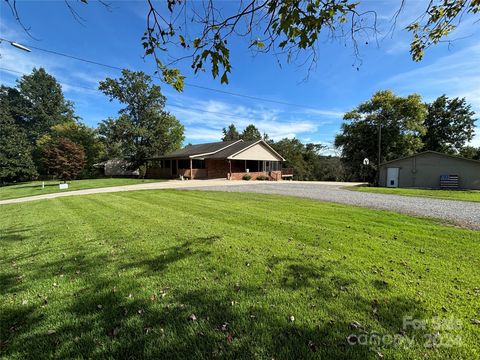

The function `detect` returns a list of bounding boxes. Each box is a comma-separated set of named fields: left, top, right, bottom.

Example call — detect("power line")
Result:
left=0, top=66, right=295, bottom=123
left=0, top=37, right=325, bottom=111
left=0, top=66, right=336, bottom=149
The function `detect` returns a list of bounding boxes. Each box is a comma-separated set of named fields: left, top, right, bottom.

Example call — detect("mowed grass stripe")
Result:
left=1, top=190, right=479, bottom=359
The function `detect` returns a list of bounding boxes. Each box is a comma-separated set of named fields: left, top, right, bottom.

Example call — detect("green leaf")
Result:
left=220, top=72, right=229, bottom=84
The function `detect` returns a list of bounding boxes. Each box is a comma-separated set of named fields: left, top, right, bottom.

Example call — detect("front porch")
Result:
left=146, top=158, right=291, bottom=180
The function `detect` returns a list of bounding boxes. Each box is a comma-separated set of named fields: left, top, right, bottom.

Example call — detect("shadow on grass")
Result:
left=0, top=226, right=35, bottom=242
left=124, top=235, right=220, bottom=274
left=1, top=234, right=430, bottom=359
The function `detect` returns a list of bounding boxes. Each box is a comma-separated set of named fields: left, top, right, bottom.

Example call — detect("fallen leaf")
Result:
left=188, top=314, right=197, bottom=321
left=221, top=322, right=229, bottom=331
left=471, top=319, right=480, bottom=325
left=47, top=329, right=56, bottom=335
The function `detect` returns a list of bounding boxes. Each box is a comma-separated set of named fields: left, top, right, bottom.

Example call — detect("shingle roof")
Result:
left=203, top=140, right=259, bottom=159
left=153, top=140, right=241, bottom=159
left=152, top=139, right=284, bottom=160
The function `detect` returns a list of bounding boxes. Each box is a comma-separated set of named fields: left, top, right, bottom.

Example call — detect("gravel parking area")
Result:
left=186, top=182, right=480, bottom=230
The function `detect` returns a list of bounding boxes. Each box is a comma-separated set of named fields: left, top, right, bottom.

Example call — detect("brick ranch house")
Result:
left=146, top=139, right=293, bottom=180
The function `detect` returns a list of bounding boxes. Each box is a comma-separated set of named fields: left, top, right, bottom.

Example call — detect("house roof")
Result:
left=380, top=150, right=480, bottom=166
left=203, top=140, right=258, bottom=159
left=153, top=139, right=285, bottom=161
left=153, top=140, right=241, bottom=159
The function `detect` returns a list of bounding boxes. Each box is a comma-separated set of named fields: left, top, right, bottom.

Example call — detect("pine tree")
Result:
left=222, top=123, right=240, bottom=141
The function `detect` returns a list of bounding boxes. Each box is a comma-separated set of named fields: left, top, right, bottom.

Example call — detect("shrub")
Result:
left=242, top=174, right=252, bottom=181
left=256, top=175, right=268, bottom=181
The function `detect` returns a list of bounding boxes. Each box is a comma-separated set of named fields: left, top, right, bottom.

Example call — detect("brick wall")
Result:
left=178, top=168, right=208, bottom=179
left=206, top=160, right=230, bottom=179
left=146, top=167, right=171, bottom=179
left=230, top=170, right=282, bottom=181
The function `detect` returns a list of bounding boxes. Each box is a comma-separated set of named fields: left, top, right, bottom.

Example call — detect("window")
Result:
left=192, top=160, right=206, bottom=169
left=245, top=160, right=258, bottom=172
left=178, top=160, right=190, bottom=169
left=271, top=161, right=282, bottom=171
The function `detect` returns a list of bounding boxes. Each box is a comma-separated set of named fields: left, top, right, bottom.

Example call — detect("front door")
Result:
left=386, top=167, right=399, bottom=188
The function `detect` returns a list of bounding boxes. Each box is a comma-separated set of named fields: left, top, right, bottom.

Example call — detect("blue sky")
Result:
left=1, top=1, right=479, bottom=152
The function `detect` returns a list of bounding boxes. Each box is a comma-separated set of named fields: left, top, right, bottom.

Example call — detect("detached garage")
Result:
left=379, top=151, right=480, bottom=190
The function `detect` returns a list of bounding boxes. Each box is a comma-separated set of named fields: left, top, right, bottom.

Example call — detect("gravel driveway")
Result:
left=185, top=182, right=480, bottom=230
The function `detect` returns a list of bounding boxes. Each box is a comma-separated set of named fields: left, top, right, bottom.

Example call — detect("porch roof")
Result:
left=151, top=140, right=241, bottom=159
left=151, top=139, right=284, bottom=161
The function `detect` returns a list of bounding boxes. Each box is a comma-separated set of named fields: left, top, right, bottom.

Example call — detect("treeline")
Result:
left=222, top=89, right=479, bottom=183
left=335, top=90, right=478, bottom=183
left=221, top=123, right=345, bottom=181
left=0, top=68, right=184, bottom=184
left=2, top=69, right=477, bottom=185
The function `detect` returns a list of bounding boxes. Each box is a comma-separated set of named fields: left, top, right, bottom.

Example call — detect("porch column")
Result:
left=228, top=160, right=232, bottom=180
left=190, top=158, right=193, bottom=179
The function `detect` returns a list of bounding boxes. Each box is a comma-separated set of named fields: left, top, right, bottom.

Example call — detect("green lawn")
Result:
left=1, top=191, right=479, bottom=359
left=349, top=186, right=480, bottom=202
left=0, top=178, right=161, bottom=201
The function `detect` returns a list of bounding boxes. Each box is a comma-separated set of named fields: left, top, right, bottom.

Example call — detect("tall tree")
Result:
left=241, top=124, right=262, bottom=141
left=222, top=123, right=240, bottom=141
left=16, top=68, right=77, bottom=144
left=98, top=70, right=184, bottom=166
left=42, top=138, right=86, bottom=181
left=422, top=95, right=476, bottom=154
left=37, top=122, right=105, bottom=177
left=0, top=105, right=37, bottom=184
left=459, top=146, right=480, bottom=160
left=271, top=138, right=325, bottom=180
left=0, top=86, right=30, bottom=126
left=335, top=90, right=427, bottom=183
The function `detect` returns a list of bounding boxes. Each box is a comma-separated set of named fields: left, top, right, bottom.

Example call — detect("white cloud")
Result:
left=382, top=43, right=480, bottom=112
left=165, top=95, right=344, bottom=143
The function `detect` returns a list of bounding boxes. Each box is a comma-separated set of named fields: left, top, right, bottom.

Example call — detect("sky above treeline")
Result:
left=1, top=1, right=479, bottom=152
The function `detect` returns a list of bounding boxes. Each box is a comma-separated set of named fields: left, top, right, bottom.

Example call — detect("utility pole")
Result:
left=376, top=116, right=382, bottom=187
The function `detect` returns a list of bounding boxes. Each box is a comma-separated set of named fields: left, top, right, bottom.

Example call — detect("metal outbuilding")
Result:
left=379, top=151, right=480, bottom=190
